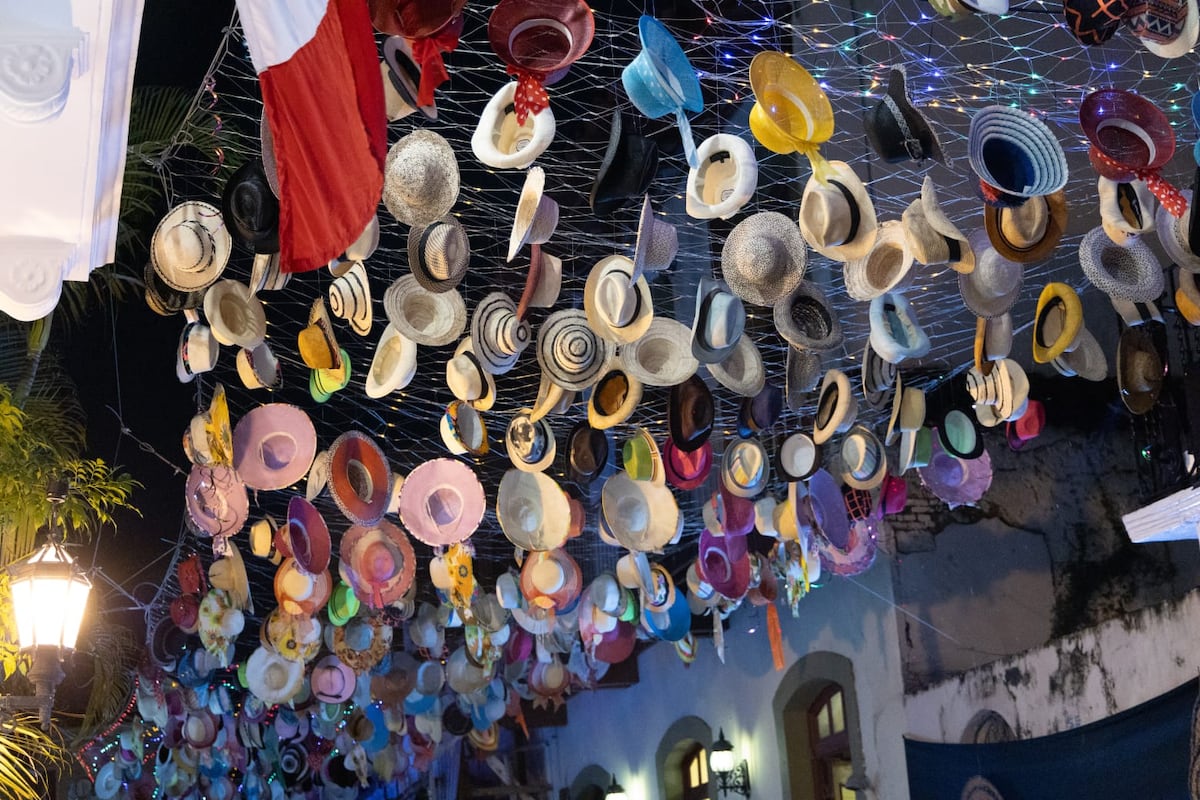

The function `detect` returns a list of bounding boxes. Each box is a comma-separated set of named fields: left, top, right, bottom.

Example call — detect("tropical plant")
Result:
left=0, top=714, right=69, bottom=800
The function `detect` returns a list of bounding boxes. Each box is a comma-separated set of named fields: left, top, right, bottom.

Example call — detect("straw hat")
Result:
left=505, top=409, right=557, bottom=473
left=748, top=51, right=833, bottom=156
left=588, top=368, right=644, bottom=430
left=246, top=646, right=304, bottom=705
left=204, top=280, right=267, bottom=349
left=967, top=105, right=1068, bottom=199
left=839, top=426, right=887, bottom=490
left=151, top=201, right=232, bottom=292
left=1051, top=327, right=1107, bottom=381
left=706, top=333, right=766, bottom=397
left=1078, top=225, right=1165, bottom=301
left=686, top=133, right=757, bottom=220
left=366, top=324, right=417, bottom=399
left=471, top=81, right=556, bottom=170
left=1031, top=282, right=1084, bottom=363
left=249, top=251, right=291, bottom=294
left=339, top=520, right=416, bottom=609
left=234, top=341, right=280, bottom=390
left=798, top=161, right=878, bottom=262
left=620, top=318, right=698, bottom=387
left=786, top=347, right=823, bottom=408
left=601, top=471, right=679, bottom=552
left=472, top=292, right=533, bottom=375
left=778, top=431, right=822, bottom=482
left=383, top=275, right=467, bottom=347
left=959, top=229, right=1024, bottom=319
left=440, top=400, right=490, bottom=456
left=774, top=280, right=843, bottom=353
left=902, top=177, right=974, bottom=273
left=327, top=431, right=392, bottom=526
left=973, top=314, right=1013, bottom=369
left=584, top=255, right=653, bottom=345
left=408, top=215, right=470, bottom=293
left=870, top=292, right=930, bottom=364
left=1177, top=265, right=1200, bottom=324
left=381, top=37, right=436, bottom=121
left=721, top=211, right=808, bottom=306
left=1117, top=326, right=1164, bottom=415
left=843, top=220, right=913, bottom=301
left=496, top=469, right=571, bottom=551
left=446, top=337, right=496, bottom=411
left=864, top=66, right=946, bottom=165
left=383, top=130, right=460, bottom=227
left=622, top=15, right=704, bottom=166
left=721, top=438, right=769, bottom=498
left=537, top=309, right=614, bottom=391
left=591, top=108, right=660, bottom=216
left=328, top=261, right=373, bottom=337
left=632, top=195, right=679, bottom=279
left=309, top=348, right=351, bottom=403
left=691, top=278, right=746, bottom=364
left=861, top=338, right=897, bottom=411
left=1157, top=189, right=1200, bottom=272
left=398, top=459, right=486, bottom=546
left=508, top=166, right=560, bottom=263
left=965, top=358, right=1030, bottom=423
left=176, top=321, right=219, bottom=383
left=984, top=191, right=1067, bottom=265
left=185, top=464, right=248, bottom=538
left=814, top=369, right=858, bottom=445
left=1099, top=177, right=1156, bottom=246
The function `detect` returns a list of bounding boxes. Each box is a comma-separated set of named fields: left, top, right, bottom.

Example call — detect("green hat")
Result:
left=327, top=582, right=360, bottom=627
left=310, top=348, right=352, bottom=403
left=621, top=428, right=664, bottom=484
left=619, top=588, right=640, bottom=623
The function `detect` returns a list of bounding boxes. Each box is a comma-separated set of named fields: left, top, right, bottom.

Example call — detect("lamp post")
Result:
left=3, top=484, right=92, bottom=729
left=709, top=729, right=751, bottom=798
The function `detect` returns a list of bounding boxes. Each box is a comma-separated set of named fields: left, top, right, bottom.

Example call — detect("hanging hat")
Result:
left=203, top=280, right=267, bottom=349
left=471, top=81, right=556, bottom=170
left=366, top=324, right=418, bottom=399
left=721, top=211, right=808, bottom=306
left=839, top=426, right=887, bottom=490
left=888, top=379, right=926, bottom=446
left=601, top=471, right=679, bottom=552
left=870, top=292, right=930, bottom=364
left=621, top=318, right=698, bottom=387
left=937, top=408, right=985, bottom=459
left=1051, top=327, right=1108, bottom=382
left=339, top=520, right=416, bottom=609
left=371, top=650, right=420, bottom=706
left=221, top=159, right=279, bottom=254
left=1177, top=266, right=1200, bottom=323
left=398, top=459, right=485, bottom=547
left=1117, top=325, right=1164, bottom=414
left=591, top=108, right=660, bottom=216
left=309, top=348, right=352, bottom=404
left=631, top=196, right=679, bottom=280
left=285, top=496, right=332, bottom=576
left=748, top=51, right=833, bottom=161
left=487, top=0, right=595, bottom=124
left=862, top=339, right=898, bottom=411
left=508, top=166, right=560, bottom=263
left=814, top=369, right=858, bottom=445
left=497, top=469, right=571, bottom=551
left=248, top=251, right=290, bottom=294
left=966, top=358, right=1030, bottom=423
left=1079, top=224, right=1165, bottom=301
left=472, top=292, right=533, bottom=375
left=786, top=347, right=823, bottom=408
left=1063, top=0, right=1127, bottom=44
left=146, top=261, right=205, bottom=317
left=327, top=261, right=373, bottom=337
left=235, top=341, right=281, bottom=390
left=1007, top=399, right=1046, bottom=451
left=959, top=229, right=1024, bottom=319
left=518, top=246, right=563, bottom=320
left=898, top=425, right=934, bottom=475
left=520, top=549, right=582, bottom=611
left=974, top=314, right=1014, bottom=369
left=326, top=581, right=360, bottom=626
left=968, top=105, right=1068, bottom=201
left=440, top=400, right=490, bottom=456
left=984, top=191, right=1067, bottom=265
left=310, top=656, right=356, bottom=704
left=383, top=130, right=460, bottom=228
left=798, top=161, right=878, bottom=263
left=864, top=65, right=946, bottom=165
left=778, top=431, right=822, bottom=481
left=584, top=255, right=654, bottom=345
left=381, top=37, right=437, bottom=121
left=1126, top=0, right=1199, bottom=58
left=773, top=280, right=843, bottom=353
left=567, top=422, right=609, bottom=485
left=328, top=431, right=392, bottom=526
left=663, top=438, right=713, bottom=490
left=707, top=333, right=766, bottom=398
left=668, top=374, right=714, bottom=452
left=806, top=467, right=853, bottom=549
left=902, top=177, right=975, bottom=273
left=408, top=216, right=470, bottom=293
left=843, top=220, right=913, bottom=301
left=1032, top=282, right=1084, bottom=363
left=816, top=518, right=878, bottom=578
left=232, top=404, right=317, bottom=492
left=738, top=383, right=783, bottom=437
left=506, top=409, right=557, bottom=472
left=249, top=517, right=283, bottom=564
left=1099, top=177, right=1157, bottom=246
left=588, top=369, right=644, bottom=430
left=185, top=464, right=248, bottom=538
left=721, top=438, right=769, bottom=498
left=1080, top=90, right=1185, bottom=217
left=621, top=15, right=704, bottom=167
left=686, top=133, right=757, bottom=220
left=151, top=201, right=232, bottom=293
left=698, top=529, right=750, bottom=599
left=918, top=439, right=993, bottom=509
left=383, top=275, right=467, bottom=347
left=246, top=646, right=304, bottom=706
left=1157, top=189, right=1200, bottom=271
left=176, top=321, right=219, bottom=383
left=298, top=297, right=343, bottom=371
left=691, top=278, right=746, bottom=364
left=370, top=0, right=466, bottom=38
left=537, top=309, right=614, bottom=391
left=446, top=338, right=496, bottom=411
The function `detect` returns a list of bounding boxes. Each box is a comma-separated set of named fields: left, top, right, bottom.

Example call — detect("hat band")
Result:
left=826, top=180, right=861, bottom=247
left=881, top=94, right=924, bottom=161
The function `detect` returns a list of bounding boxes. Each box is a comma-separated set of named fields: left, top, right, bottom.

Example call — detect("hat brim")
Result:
left=232, top=404, right=318, bottom=491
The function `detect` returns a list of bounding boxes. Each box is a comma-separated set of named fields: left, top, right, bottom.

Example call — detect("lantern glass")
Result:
left=710, top=731, right=736, bottom=775
left=8, top=542, right=91, bottom=651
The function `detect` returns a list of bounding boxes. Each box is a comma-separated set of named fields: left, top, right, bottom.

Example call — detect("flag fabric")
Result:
left=237, top=0, right=387, bottom=273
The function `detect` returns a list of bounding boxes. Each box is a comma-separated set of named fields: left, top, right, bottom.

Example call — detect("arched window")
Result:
left=680, top=742, right=709, bottom=800
left=808, top=684, right=853, bottom=799
left=655, top=715, right=715, bottom=800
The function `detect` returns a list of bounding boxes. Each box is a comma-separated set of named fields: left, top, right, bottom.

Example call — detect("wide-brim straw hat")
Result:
left=844, top=220, right=913, bottom=301
left=1078, top=225, right=1165, bottom=301
left=959, top=229, right=1024, bottom=319
left=471, top=81, right=556, bottom=170
left=601, top=470, right=679, bottom=552
left=621, top=318, right=698, bottom=387
left=798, top=160, right=878, bottom=262
left=246, top=646, right=304, bottom=706
left=984, top=191, right=1067, bottom=265
left=869, top=292, right=930, bottom=365
left=1117, top=325, right=1164, bottom=414
left=496, top=469, right=571, bottom=551
left=686, top=133, right=757, bottom=220
left=774, top=280, right=843, bottom=353
left=383, top=130, right=460, bottom=228
left=721, top=211, right=808, bottom=307
left=398, top=458, right=486, bottom=546
left=537, top=309, right=614, bottom=391
left=967, top=105, right=1068, bottom=199
left=232, top=403, right=317, bottom=491
left=383, top=275, right=467, bottom=347
left=903, top=177, right=974, bottom=273
left=584, top=255, right=654, bottom=345
left=151, top=201, right=232, bottom=293
left=706, top=333, right=765, bottom=397
left=408, top=215, right=470, bottom=293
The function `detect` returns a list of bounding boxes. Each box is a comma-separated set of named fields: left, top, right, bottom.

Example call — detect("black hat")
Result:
left=567, top=422, right=610, bottom=485
left=668, top=374, right=714, bottom=453
left=143, top=261, right=204, bottom=316
left=221, top=158, right=280, bottom=254
left=863, top=66, right=945, bottom=166
left=589, top=108, right=660, bottom=216
left=737, top=383, right=783, bottom=438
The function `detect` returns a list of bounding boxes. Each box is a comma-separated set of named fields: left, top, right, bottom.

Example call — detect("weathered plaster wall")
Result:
left=904, top=587, right=1200, bottom=742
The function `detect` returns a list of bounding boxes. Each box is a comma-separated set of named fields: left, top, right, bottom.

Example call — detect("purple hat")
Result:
left=816, top=519, right=879, bottom=577
left=718, top=483, right=756, bottom=536
left=185, top=464, right=249, bottom=538
left=398, top=459, right=486, bottom=546
left=806, top=468, right=851, bottom=551
left=232, top=404, right=317, bottom=491
left=310, top=655, right=356, bottom=704
left=286, top=496, right=331, bottom=575
left=698, top=529, right=750, bottom=599
left=918, top=437, right=994, bottom=508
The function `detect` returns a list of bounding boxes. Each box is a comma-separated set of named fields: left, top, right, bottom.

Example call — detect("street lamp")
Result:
left=709, top=729, right=751, bottom=798
left=3, top=483, right=92, bottom=729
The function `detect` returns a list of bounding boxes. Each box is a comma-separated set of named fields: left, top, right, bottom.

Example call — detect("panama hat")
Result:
left=1099, top=177, right=1157, bottom=246
left=488, top=0, right=594, bottom=121
left=622, top=427, right=666, bottom=484
left=306, top=448, right=330, bottom=500
left=566, top=422, right=609, bottom=485
left=686, top=133, right=757, bottom=220
left=629, top=199, right=678, bottom=282
left=707, top=333, right=766, bottom=397
left=508, top=166, right=560, bottom=263
left=722, top=211, right=808, bottom=306
left=339, top=520, right=416, bottom=609
left=814, top=369, right=858, bottom=445
left=786, top=346, right=823, bottom=408
left=898, top=425, right=934, bottom=475
left=518, top=246, right=563, bottom=320
left=366, top=324, right=417, bottom=399
left=530, top=369, right=575, bottom=420
left=968, top=105, right=1068, bottom=201
left=506, top=409, right=557, bottom=472
left=1079, top=224, right=1165, bottom=301
left=1157, top=189, right=1200, bottom=271
left=774, top=280, right=843, bottom=353
left=870, top=292, right=930, bottom=364
left=248, top=252, right=290, bottom=295
left=235, top=341, right=280, bottom=390
left=591, top=108, right=660, bottom=216
left=471, top=81, right=556, bottom=170
left=446, top=337, right=496, bottom=410
left=327, top=261, right=373, bottom=337
left=861, top=338, right=898, bottom=412
left=399, top=458, right=486, bottom=547
left=309, top=348, right=351, bottom=403
left=221, top=159, right=279, bottom=254
left=381, top=37, right=436, bottom=121
left=621, top=318, right=698, bottom=386
left=748, top=50, right=833, bottom=157
left=588, top=369, right=644, bottom=430
left=721, top=438, right=769, bottom=498
left=472, top=292, right=533, bottom=375
left=840, top=426, right=887, bottom=490
left=249, top=517, right=283, bottom=564
left=1032, top=282, right=1084, bottom=363
left=383, top=130, right=460, bottom=228
left=1051, top=326, right=1108, bottom=382
left=1117, top=325, right=1164, bottom=414
left=691, top=278, right=746, bottom=364
left=151, top=201, right=232, bottom=292
left=584, top=255, right=653, bottom=345
left=601, top=471, right=679, bottom=552
left=537, top=309, right=614, bottom=391
left=776, top=431, right=821, bottom=482
left=384, top=275, right=466, bottom=347
left=203, top=279, right=266, bottom=349
left=799, top=161, right=878, bottom=263
left=245, top=646, right=304, bottom=705
left=298, top=297, right=342, bottom=371
left=622, top=15, right=704, bottom=167
left=902, top=177, right=974, bottom=273
left=408, top=216, right=470, bottom=293
left=440, top=400, right=490, bottom=456
left=966, top=358, right=1030, bottom=423
left=959, top=229, right=1024, bottom=319
left=520, top=549, right=582, bottom=611
left=328, top=431, right=392, bottom=526
left=232, top=404, right=316, bottom=491
left=1127, top=0, right=1199, bottom=59
left=984, top=192, right=1067, bottom=265
left=185, top=464, right=248, bottom=538
left=668, top=374, right=714, bottom=452
left=844, top=220, right=913, bottom=301
left=974, top=314, right=1014, bottom=368
left=887, top=378, right=925, bottom=446
left=176, top=321, right=219, bottom=383
left=864, top=65, right=946, bottom=164
left=497, top=469, right=570, bottom=551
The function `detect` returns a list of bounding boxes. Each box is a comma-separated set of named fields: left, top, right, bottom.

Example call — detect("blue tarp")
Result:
left=905, top=678, right=1197, bottom=800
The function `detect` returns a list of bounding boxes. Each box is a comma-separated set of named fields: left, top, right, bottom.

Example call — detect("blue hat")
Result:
left=968, top=105, right=1067, bottom=200
left=621, top=16, right=704, bottom=166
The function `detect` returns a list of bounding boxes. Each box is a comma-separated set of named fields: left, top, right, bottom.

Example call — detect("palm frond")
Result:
left=0, top=715, right=68, bottom=800
left=72, top=623, right=139, bottom=744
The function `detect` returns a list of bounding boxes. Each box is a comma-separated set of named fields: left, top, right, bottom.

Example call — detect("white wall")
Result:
left=543, top=561, right=910, bottom=800
left=905, top=587, right=1200, bottom=742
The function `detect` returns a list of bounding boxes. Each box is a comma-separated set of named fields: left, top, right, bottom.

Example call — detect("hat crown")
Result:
left=163, top=220, right=215, bottom=273
left=597, top=272, right=638, bottom=327
left=975, top=249, right=1023, bottom=298
left=704, top=292, right=745, bottom=350
left=802, top=184, right=853, bottom=247
left=1000, top=197, right=1048, bottom=245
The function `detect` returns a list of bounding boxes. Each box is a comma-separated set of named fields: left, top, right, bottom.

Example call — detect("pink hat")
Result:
left=339, top=520, right=416, bottom=610
left=310, top=655, right=356, bottom=704
left=398, top=459, right=486, bottom=546
left=718, top=483, right=755, bottom=536
left=663, top=439, right=712, bottom=490
left=592, top=620, right=636, bottom=664
left=918, top=438, right=994, bottom=509
left=286, top=496, right=331, bottom=575
left=170, top=594, right=201, bottom=634
left=879, top=473, right=908, bottom=516
left=231, top=404, right=317, bottom=491
left=184, top=464, right=249, bottom=538
left=697, top=529, right=750, bottom=599
left=816, top=519, right=878, bottom=577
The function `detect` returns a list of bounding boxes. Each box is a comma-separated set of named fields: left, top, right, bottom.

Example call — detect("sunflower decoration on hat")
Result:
left=370, top=0, right=467, bottom=108
left=749, top=51, right=836, bottom=181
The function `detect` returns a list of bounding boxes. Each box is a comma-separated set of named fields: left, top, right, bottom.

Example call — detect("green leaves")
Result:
left=0, top=714, right=68, bottom=800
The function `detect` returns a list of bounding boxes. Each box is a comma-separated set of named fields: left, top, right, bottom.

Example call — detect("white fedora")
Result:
left=691, top=278, right=746, bottom=364
left=686, top=133, right=758, bottom=220
left=508, top=166, right=560, bottom=263
left=366, top=324, right=417, bottom=399
left=472, top=82, right=555, bottom=170
left=445, top=337, right=496, bottom=411
left=204, top=279, right=266, bottom=349
left=843, top=220, right=913, bottom=301
left=870, top=292, right=930, bottom=364
left=799, top=160, right=878, bottom=263
left=902, top=176, right=974, bottom=273
left=381, top=37, right=436, bottom=121
left=813, top=369, right=858, bottom=445
left=1099, top=177, right=1156, bottom=246
left=383, top=275, right=466, bottom=347
left=584, top=255, right=653, bottom=345
left=706, top=333, right=765, bottom=398
left=620, top=317, right=699, bottom=387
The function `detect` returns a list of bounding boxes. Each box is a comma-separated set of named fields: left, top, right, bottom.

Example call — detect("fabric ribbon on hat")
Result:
left=507, top=67, right=550, bottom=125
left=799, top=143, right=835, bottom=186
left=410, top=23, right=462, bottom=108
left=1091, top=148, right=1189, bottom=218
left=767, top=603, right=784, bottom=672
left=676, top=109, right=700, bottom=169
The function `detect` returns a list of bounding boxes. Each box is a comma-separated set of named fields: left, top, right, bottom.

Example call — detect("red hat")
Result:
left=1007, top=398, right=1046, bottom=451
left=663, top=439, right=712, bottom=490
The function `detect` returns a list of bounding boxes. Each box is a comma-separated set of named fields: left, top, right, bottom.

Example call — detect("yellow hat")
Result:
left=749, top=52, right=834, bottom=158
left=1032, top=283, right=1083, bottom=364
left=298, top=297, right=342, bottom=370
left=1176, top=267, right=1200, bottom=326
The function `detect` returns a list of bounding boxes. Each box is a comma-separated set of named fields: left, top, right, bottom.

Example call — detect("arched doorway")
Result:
left=655, top=715, right=716, bottom=800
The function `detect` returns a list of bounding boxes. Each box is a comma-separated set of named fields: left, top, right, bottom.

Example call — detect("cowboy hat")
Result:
left=408, top=215, right=470, bottom=293
left=508, top=166, right=560, bottom=263
left=870, top=292, right=930, bottom=364
left=774, top=280, right=843, bottom=353
left=903, top=177, right=974, bottom=272
left=204, top=280, right=267, bottom=349
left=328, top=261, right=373, bottom=337
left=591, top=108, right=659, bottom=216
left=505, top=409, right=557, bottom=472
left=748, top=50, right=833, bottom=156
left=722, top=211, right=808, bottom=306
left=621, top=317, right=699, bottom=386
left=471, top=81, right=556, bottom=170
left=366, top=324, right=418, bottom=398
left=864, top=65, right=946, bottom=164
left=799, top=161, right=878, bottom=263
left=1099, top=176, right=1156, bottom=246
left=221, top=159, right=279, bottom=254
left=813, top=369, right=858, bottom=445
left=706, top=333, right=765, bottom=397
left=537, top=309, right=614, bottom=391
left=959, top=229, right=1024, bottom=319
left=1079, top=224, right=1164, bottom=301
left=383, top=130, right=460, bottom=227
left=446, top=337, right=496, bottom=410
left=844, top=220, right=913, bottom=301
left=968, top=105, right=1068, bottom=199
left=398, top=458, right=486, bottom=546
left=232, top=404, right=317, bottom=492
left=691, top=278, right=745, bottom=364
left=496, top=469, right=571, bottom=551
left=622, top=15, right=704, bottom=167
left=686, top=133, right=757, bottom=220
left=151, top=201, right=232, bottom=292
left=583, top=255, right=654, bottom=345
left=383, top=275, right=467, bottom=347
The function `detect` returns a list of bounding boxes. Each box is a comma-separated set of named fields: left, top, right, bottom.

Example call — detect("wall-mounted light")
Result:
left=604, top=776, right=628, bottom=800
left=709, top=728, right=751, bottom=798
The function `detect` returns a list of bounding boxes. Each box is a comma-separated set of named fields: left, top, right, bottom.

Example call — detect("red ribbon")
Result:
left=410, top=23, right=462, bottom=108
left=1092, top=149, right=1189, bottom=218
left=506, top=66, right=550, bottom=125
